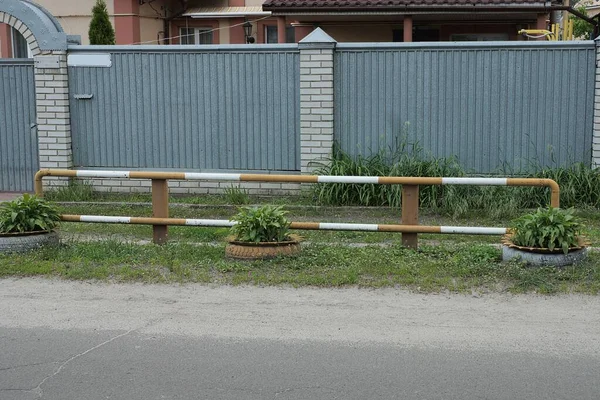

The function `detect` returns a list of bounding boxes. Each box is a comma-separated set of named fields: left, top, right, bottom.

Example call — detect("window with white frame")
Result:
left=180, top=27, right=214, bottom=45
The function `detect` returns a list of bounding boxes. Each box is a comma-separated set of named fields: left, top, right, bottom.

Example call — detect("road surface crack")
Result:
left=31, top=317, right=164, bottom=399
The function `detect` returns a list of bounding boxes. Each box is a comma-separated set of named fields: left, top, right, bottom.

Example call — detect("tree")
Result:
left=88, top=0, right=115, bottom=45
left=570, top=5, right=595, bottom=40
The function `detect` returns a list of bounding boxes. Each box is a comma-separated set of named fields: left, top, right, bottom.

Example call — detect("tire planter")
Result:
left=0, top=231, right=59, bottom=254
left=225, top=235, right=301, bottom=260
left=501, top=235, right=588, bottom=267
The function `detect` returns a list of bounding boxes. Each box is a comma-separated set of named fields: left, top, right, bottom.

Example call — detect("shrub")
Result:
left=89, top=0, right=115, bottom=45
left=510, top=207, right=582, bottom=254
left=230, top=205, right=290, bottom=243
left=0, top=194, right=61, bottom=234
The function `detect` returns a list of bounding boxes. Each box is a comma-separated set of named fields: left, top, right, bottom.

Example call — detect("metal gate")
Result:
left=0, top=59, right=37, bottom=192
left=68, top=45, right=301, bottom=172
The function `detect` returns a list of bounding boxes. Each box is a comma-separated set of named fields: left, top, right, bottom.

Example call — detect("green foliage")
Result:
left=230, top=205, right=290, bottom=243
left=89, top=0, right=115, bottom=45
left=510, top=207, right=582, bottom=254
left=0, top=194, right=61, bottom=234
left=44, top=180, right=96, bottom=202
left=224, top=185, right=250, bottom=205
left=312, top=140, right=600, bottom=218
left=571, top=5, right=595, bottom=40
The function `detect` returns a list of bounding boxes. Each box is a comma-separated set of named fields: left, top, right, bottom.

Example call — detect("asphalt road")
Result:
left=1, top=278, right=599, bottom=400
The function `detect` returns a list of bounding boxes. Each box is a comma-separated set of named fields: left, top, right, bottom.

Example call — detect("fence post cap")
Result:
left=299, top=28, right=337, bottom=49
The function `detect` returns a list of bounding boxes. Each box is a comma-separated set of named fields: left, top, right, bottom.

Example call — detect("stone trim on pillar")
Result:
left=299, top=28, right=336, bottom=174
left=34, top=50, right=73, bottom=183
left=593, top=38, right=600, bottom=167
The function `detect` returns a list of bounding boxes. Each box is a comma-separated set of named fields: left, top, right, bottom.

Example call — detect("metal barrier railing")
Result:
left=35, top=169, right=560, bottom=248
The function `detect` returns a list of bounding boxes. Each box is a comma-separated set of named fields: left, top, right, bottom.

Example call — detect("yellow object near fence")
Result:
left=518, top=20, right=574, bottom=41
left=34, top=169, right=560, bottom=248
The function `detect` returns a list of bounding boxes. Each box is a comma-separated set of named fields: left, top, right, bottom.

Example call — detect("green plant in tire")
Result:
left=230, top=205, right=291, bottom=243
left=510, top=207, right=582, bottom=255
left=0, top=194, right=61, bottom=234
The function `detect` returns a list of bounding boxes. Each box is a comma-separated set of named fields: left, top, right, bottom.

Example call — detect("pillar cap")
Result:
left=299, top=27, right=336, bottom=49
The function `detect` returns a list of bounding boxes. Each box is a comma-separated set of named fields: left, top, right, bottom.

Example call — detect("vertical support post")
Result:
left=403, top=15, right=413, bottom=42
left=401, top=185, right=419, bottom=249
left=277, top=17, right=287, bottom=43
left=152, top=179, right=169, bottom=245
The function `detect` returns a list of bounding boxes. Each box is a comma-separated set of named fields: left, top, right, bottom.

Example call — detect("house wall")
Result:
left=322, top=24, right=396, bottom=42
left=34, top=0, right=114, bottom=45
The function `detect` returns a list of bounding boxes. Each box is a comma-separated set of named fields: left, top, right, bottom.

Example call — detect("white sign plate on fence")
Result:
left=34, top=55, right=60, bottom=69
left=67, top=54, right=112, bottom=67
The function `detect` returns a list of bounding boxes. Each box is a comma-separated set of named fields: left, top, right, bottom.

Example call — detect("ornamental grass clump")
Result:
left=0, top=194, right=61, bottom=234
left=230, top=205, right=291, bottom=243
left=509, top=207, right=582, bottom=255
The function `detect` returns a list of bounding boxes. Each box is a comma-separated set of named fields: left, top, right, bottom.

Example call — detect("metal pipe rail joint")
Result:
left=35, top=169, right=560, bottom=248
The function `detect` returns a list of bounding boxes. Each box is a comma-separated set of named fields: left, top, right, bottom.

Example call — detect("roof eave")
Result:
left=262, top=4, right=554, bottom=14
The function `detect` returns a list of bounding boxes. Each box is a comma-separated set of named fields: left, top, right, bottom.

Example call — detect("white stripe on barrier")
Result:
left=76, top=170, right=130, bottom=178
left=317, top=176, right=379, bottom=184
left=442, top=177, right=508, bottom=186
left=319, top=223, right=379, bottom=231
left=80, top=215, right=131, bottom=224
left=440, top=226, right=507, bottom=235
left=185, top=219, right=235, bottom=227
left=184, top=173, right=241, bottom=181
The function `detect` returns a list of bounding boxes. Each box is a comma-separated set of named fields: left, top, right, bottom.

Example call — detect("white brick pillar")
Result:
left=298, top=28, right=336, bottom=174
left=34, top=51, right=73, bottom=182
left=594, top=38, right=600, bottom=167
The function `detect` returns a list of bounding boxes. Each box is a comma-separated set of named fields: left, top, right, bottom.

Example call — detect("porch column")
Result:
left=294, top=24, right=314, bottom=42
left=0, top=23, right=12, bottom=57
left=593, top=38, right=600, bottom=167
left=114, top=0, right=140, bottom=45
left=403, top=15, right=413, bottom=42
left=299, top=28, right=337, bottom=174
left=277, top=16, right=286, bottom=43
left=536, top=13, right=547, bottom=30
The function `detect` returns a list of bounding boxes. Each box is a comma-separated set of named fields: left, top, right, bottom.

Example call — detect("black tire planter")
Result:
left=501, top=235, right=588, bottom=267
left=0, top=231, right=59, bottom=254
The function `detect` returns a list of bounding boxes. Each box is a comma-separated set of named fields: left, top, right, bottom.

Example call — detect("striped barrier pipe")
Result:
left=61, top=215, right=508, bottom=235
left=34, top=169, right=560, bottom=208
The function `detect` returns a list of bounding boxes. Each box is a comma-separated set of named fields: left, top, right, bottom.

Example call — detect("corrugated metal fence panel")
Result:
left=334, top=42, right=595, bottom=173
left=69, top=46, right=300, bottom=172
left=0, top=60, right=37, bottom=191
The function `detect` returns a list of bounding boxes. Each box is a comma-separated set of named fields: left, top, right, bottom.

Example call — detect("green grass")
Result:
left=1, top=240, right=599, bottom=294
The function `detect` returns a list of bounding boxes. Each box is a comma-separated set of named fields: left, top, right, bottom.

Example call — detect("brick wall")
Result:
left=299, top=31, right=336, bottom=175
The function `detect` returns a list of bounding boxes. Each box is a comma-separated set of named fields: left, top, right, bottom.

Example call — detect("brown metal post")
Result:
left=151, top=179, right=169, bottom=245
left=401, top=185, right=419, bottom=248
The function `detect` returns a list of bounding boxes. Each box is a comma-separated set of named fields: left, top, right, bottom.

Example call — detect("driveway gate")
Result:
left=0, top=59, right=37, bottom=192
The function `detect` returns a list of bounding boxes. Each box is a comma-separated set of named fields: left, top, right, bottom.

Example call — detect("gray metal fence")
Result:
left=334, top=41, right=596, bottom=173
left=68, top=45, right=300, bottom=172
left=0, top=60, right=37, bottom=191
